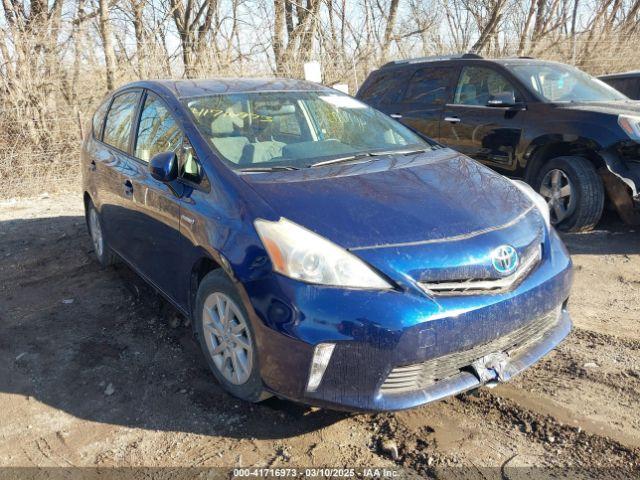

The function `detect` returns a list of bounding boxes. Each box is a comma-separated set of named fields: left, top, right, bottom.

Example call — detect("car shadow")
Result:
left=0, top=215, right=350, bottom=441
left=559, top=210, right=640, bottom=255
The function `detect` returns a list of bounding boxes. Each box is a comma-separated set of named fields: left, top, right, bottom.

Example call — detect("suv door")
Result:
left=98, top=90, right=143, bottom=256
left=386, top=65, right=459, bottom=141
left=440, top=65, right=525, bottom=172
left=125, top=91, right=191, bottom=303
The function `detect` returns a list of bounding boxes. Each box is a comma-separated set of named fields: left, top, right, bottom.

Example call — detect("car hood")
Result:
left=555, top=100, right=640, bottom=116
left=241, top=148, right=535, bottom=250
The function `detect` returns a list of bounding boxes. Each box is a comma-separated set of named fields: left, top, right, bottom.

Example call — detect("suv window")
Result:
left=103, top=91, right=140, bottom=152
left=359, top=74, right=397, bottom=104
left=454, top=67, right=517, bottom=106
left=92, top=99, right=110, bottom=140
left=135, top=93, right=183, bottom=162
left=603, top=77, right=637, bottom=99
left=403, top=67, right=456, bottom=104
left=358, top=71, right=409, bottom=106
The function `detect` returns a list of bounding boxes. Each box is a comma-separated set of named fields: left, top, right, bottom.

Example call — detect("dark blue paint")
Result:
left=82, top=79, right=573, bottom=411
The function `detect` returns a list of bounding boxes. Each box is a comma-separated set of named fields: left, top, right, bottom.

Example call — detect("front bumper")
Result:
left=601, top=146, right=640, bottom=202
left=372, top=307, right=571, bottom=411
left=243, top=230, right=573, bottom=412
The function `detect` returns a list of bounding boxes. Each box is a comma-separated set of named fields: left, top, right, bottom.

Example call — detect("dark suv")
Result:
left=357, top=54, right=640, bottom=231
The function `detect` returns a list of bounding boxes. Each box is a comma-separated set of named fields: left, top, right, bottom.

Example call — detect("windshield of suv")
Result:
left=507, top=63, right=627, bottom=102
left=185, top=91, right=428, bottom=170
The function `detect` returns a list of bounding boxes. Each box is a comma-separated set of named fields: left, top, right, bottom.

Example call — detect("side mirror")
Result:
left=149, top=151, right=178, bottom=183
left=487, top=91, right=517, bottom=107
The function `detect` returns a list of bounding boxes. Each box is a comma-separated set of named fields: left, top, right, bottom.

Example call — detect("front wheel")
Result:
left=535, top=156, right=604, bottom=232
left=194, top=270, right=270, bottom=403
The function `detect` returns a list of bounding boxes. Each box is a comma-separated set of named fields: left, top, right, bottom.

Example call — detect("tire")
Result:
left=194, top=270, right=270, bottom=403
left=534, top=156, right=604, bottom=232
left=86, top=202, right=117, bottom=267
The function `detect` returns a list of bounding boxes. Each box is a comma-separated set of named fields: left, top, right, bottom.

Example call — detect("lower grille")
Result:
left=380, top=307, right=560, bottom=394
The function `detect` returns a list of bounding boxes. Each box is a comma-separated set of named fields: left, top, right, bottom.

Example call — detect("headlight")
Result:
left=254, top=217, right=392, bottom=289
left=511, top=179, right=551, bottom=230
left=618, top=114, right=640, bottom=141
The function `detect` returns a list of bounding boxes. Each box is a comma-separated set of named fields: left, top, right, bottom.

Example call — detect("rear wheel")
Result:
left=87, top=202, right=116, bottom=267
left=194, top=270, right=270, bottom=402
left=535, top=156, right=604, bottom=232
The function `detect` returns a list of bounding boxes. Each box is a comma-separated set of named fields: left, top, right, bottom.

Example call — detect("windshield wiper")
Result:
left=309, top=153, right=373, bottom=168
left=369, top=148, right=427, bottom=156
left=309, top=148, right=428, bottom=168
left=237, top=165, right=299, bottom=173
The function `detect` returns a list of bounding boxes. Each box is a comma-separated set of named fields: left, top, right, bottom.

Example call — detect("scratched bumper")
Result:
left=370, top=307, right=572, bottom=411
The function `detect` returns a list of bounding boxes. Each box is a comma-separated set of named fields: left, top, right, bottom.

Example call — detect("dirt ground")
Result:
left=1, top=193, right=639, bottom=478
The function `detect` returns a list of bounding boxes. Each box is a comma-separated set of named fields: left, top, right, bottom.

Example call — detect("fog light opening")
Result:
left=306, top=343, right=335, bottom=392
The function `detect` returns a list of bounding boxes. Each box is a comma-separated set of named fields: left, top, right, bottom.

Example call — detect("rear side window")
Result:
left=454, top=67, right=518, bottom=105
left=135, top=93, right=183, bottom=162
left=358, top=71, right=408, bottom=106
left=103, top=91, right=140, bottom=152
left=606, top=78, right=638, bottom=98
left=92, top=99, right=110, bottom=139
left=403, top=67, right=457, bottom=104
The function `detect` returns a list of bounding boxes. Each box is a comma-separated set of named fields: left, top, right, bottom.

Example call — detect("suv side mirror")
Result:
left=487, top=91, right=517, bottom=107
left=149, top=151, right=178, bottom=183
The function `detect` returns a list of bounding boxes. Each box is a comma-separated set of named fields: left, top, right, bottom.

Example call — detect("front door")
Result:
left=125, top=91, right=185, bottom=302
left=440, top=66, right=525, bottom=173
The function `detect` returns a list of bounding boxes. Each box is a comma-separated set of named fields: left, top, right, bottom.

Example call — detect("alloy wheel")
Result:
left=89, top=208, right=104, bottom=258
left=539, top=169, right=575, bottom=224
left=202, top=292, right=253, bottom=385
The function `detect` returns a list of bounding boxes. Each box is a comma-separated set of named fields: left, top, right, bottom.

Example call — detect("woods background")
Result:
left=2, top=0, right=640, bottom=194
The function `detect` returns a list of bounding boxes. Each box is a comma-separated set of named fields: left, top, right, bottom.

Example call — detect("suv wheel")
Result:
left=87, top=202, right=116, bottom=267
left=194, top=270, right=270, bottom=403
left=535, top=156, right=604, bottom=232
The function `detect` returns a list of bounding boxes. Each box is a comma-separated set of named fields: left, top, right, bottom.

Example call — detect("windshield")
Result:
left=507, top=63, right=627, bottom=102
left=185, top=91, right=427, bottom=170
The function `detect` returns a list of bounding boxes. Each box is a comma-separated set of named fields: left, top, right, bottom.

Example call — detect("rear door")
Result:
left=98, top=90, right=143, bottom=256
left=440, top=65, right=525, bottom=172
left=387, top=65, right=459, bottom=141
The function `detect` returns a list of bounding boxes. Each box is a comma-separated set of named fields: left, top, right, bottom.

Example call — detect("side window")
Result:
left=103, top=91, right=140, bottom=152
left=135, top=92, right=202, bottom=183
left=135, top=93, right=183, bottom=162
left=359, top=74, right=395, bottom=104
left=403, top=67, right=456, bottom=105
left=359, top=72, right=408, bottom=106
left=610, top=78, right=638, bottom=98
left=92, top=98, right=111, bottom=140
left=454, top=67, right=518, bottom=106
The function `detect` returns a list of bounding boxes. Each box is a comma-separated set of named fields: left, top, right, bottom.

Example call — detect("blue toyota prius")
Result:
left=82, top=78, right=573, bottom=411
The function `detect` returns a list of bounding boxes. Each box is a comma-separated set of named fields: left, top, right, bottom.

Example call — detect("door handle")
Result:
left=444, top=116, right=461, bottom=123
left=124, top=180, right=133, bottom=197
left=389, top=113, right=403, bottom=119
left=89, top=160, right=97, bottom=172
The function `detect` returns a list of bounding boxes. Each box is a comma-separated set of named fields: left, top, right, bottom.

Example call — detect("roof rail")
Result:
left=380, top=52, right=482, bottom=69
